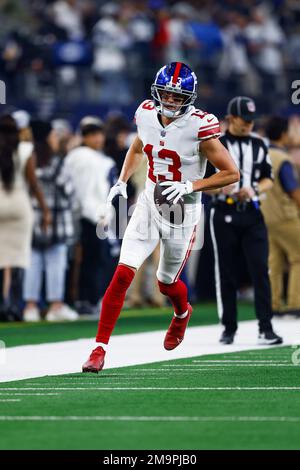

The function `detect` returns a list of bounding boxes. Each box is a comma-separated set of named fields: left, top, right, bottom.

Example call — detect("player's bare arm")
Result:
left=119, top=135, right=144, bottom=183
left=194, top=137, right=240, bottom=192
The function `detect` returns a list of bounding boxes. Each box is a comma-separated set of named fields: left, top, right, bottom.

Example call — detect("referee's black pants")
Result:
left=209, top=202, right=273, bottom=333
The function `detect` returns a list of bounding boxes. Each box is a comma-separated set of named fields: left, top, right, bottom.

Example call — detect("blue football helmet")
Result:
left=151, top=62, right=198, bottom=118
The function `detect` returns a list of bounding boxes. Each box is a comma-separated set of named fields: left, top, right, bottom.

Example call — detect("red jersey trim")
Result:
left=198, top=126, right=221, bottom=139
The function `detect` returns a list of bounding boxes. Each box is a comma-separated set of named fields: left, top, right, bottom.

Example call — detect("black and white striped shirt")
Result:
left=206, top=130, right=273, bottom=190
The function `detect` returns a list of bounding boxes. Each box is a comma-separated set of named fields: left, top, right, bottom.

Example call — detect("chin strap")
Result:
left=161, top=106, right=181, bottom=119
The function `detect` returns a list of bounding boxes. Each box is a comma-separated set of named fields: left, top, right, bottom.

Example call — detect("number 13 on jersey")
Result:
left=143, top=144, right=182, bottom=183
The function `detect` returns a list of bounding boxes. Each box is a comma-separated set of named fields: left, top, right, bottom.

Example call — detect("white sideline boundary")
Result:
left=0, top=318, right=299, bottom=383
left=0, top=415, right=300, bottom=423
left=1, top=386, right=300, bottom=391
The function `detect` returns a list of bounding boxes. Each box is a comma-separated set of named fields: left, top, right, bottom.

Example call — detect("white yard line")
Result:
left=0, top=318, right=299, bottom=383
left=192, top=359, right=291, bottom=366
left=163, top=364, right=297, bottom=367
left=0, top=415, right=299, bottom=423
left=0, top=393, right=59, bottom=396
left=0, top=399, right=21, bottom=402
left=1, top=386, right=300, bottom=391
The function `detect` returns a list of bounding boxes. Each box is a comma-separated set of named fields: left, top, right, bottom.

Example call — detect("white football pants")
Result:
left=119, top=190, right=201, bottom=284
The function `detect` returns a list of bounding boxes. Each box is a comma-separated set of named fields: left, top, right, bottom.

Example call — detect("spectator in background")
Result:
left=165, top=2, right=196, bottom=65
left=12, top=110, right=33, bottom=143
left=245, top=4, right=285, bottom=96
left=150, top=0, right=170, bottom=65
left=0, top=31, right=29, bottom=102
left=218, top=8, right=251, bottom=95
left=288, top=115, right=300, bottom=176
left=52, top=0, right=84, bottom=40
left=23, top=120, right=78, bottom=322
left=12, top=110, right=34, bottom=180
left=92, top=2, right=132, bottom=104
left=261, top=116, right=300, bottom=316
left=189, top=8, right=223, bottom=92
left=127, top=2, right=155, bottom=99
left=0, top=115, right=50, bottom=321
left=51, top=118, right=74, bottom=157
left=64, top=116, right=118, bottom=315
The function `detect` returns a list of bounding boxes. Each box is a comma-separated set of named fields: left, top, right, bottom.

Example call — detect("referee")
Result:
left=206, top=96, right=283, bottom=345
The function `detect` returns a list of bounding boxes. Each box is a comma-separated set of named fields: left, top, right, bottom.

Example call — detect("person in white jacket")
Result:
left=64, top=116, right=118, bottom=314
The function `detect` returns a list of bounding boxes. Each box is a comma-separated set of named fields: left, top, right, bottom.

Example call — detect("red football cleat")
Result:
left=164, top=304, right=192, bottom=350
left=82, top=346, right=106, bottom=373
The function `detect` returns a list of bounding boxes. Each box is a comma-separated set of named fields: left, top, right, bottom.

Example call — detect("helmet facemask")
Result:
left=151, top=84, right=197, bottom=118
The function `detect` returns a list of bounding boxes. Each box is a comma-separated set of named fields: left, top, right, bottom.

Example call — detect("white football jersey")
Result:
left=135, top=99, right=221, bottom=201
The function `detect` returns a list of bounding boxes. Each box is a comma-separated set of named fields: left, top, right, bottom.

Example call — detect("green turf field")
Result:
left=0, top=303, right=299, bottom=450
left=0, top=346, right=299, bottom=450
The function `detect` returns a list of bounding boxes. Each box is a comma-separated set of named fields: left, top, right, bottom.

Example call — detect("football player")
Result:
left=82, top=62, right=239, bottom=372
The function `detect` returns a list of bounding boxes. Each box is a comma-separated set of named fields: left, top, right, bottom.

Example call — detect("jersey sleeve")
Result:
left=133, top=103, right=142, bottom=139
left=198, top=113, right=221, bottom=141
left=134, top=100, right=155, bottom=123
left=134, top=100, right=154, bottom=139
left=134, top=102, right=143, bottom=125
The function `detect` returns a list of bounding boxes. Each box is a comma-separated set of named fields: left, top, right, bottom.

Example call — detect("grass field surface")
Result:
left=0, top=347, right=299, bottom=450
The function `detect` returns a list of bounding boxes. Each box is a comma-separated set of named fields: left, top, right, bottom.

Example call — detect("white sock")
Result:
left=174, top=309, right=188, bottom=319
left=94, top=342, right=107, bottom=351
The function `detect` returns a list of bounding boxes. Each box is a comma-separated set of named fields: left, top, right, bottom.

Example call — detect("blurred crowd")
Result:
left=1, top=0, right=300, bottom=117
left=0, top=105, right=300, bottom=322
